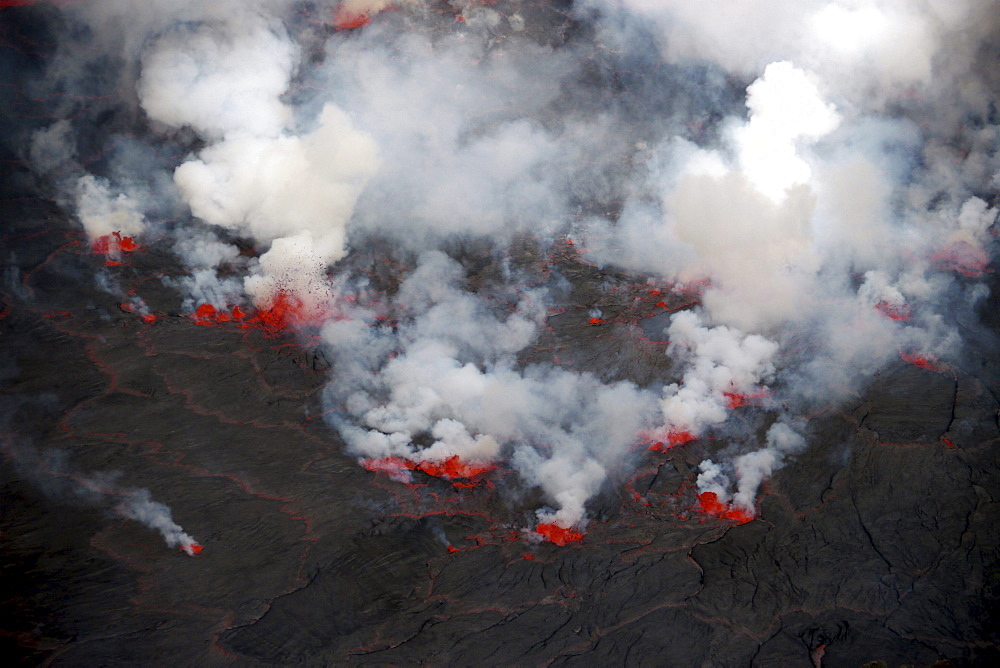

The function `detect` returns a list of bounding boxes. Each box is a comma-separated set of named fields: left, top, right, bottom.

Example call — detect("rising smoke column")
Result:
left=322, top=251, right=658, bottom=529
left=17, top=0, right=1000, bottom=529
left=115, top=488, right=203, bottom=556
left=135, top=10, right=379, bottom=313
left=1, top=440, right=202, bottom=556
left=580, top=0, right=1000, bottom=513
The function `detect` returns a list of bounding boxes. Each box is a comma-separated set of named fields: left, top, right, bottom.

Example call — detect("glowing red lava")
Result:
left=535, top=523, right=584, bottom=546
left=252, top=292, right=310, bottom=332
left=91, top=231, right=140, bottom=255
left=333, top=6, right=372, bottom=29
left=874, top=301, right=910, bottom=321
left=361, top=455, right=496, bottom=485
left=588, top=317, right=605, bottom=325
left=647, top=430, right=695, bottom=453
left=696, top=492, right=754, bottom=524
left=900, top=351, right=939, bottom=371
left=929, top=240, right=989, bottom=277
left=723, top=388, right=771, bottom=409
left=92, top=232, right=141, bottom=266
left=190, top=294, right=322, bottom=333
left=180, top=543, right=203, bottom=556
left=192, top=303, right=229, bottom=327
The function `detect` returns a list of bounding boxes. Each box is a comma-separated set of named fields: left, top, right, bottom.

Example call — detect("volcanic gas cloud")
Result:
left=12, top=0, right=1000, bottom=545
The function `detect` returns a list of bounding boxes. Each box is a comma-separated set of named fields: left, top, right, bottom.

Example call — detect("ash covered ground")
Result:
left=2, top=1, right=1000, bottom=665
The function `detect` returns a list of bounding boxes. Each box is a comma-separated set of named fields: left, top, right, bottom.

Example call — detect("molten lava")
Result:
left=332, top=5, right=372, bottom=30
left=900, top=351, right=940, bottom=371
left=192, top=303, right=232, bottom=327
left=696, top=492, right=754, bottom=524
left=92, top=231, right=141, bottom=266
left=415, top=456, right=496, bottom=479
left=189, top=295, right=320, bottom=333
left=535, top=523, right=584, bottom=546
left=874, top=300, right=910, bottom=321
left=929, top=240, right=989, bottom=277
left=252, top=292, right=308, bottom=332
left=723, top=388, right=771, bottom=409
left=180, top=543, right=203, bottom=556
left=361, top=455, right=496, bottom=485
left=648, top=430, right=695, bottom=453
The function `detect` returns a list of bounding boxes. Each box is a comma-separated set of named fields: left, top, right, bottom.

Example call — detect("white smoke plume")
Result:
left=135, top=12, right=379, bottom=311
left=323, top=251, right=657, bottom=528
left=74, top=175, right=146, bottom=240
left=116, top=488, right=202, bottom=556
left=658, top=310, right=777, bottom=437
left=2, top=440, right=201, bottom=556
left=22, top=0, right=1000, bottom=527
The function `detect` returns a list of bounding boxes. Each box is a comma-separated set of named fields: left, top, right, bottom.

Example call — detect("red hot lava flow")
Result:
left=332, top=2, right=375, bottom=30
left=647, top=430, right=695, bottom=453
left=874, top=300, right=910, bottom=322
left=929, top=240, right=989, bottom=277
left=535, top=523, right=584, bottom=546
left=180, top=543, right=203, bottom=556
left=189, top=293, right=326, bottom=334
left=92, top=231, right=141, bottom=266
left=361, top=455, right=497, bottom=488
left=723, top=388, right=771, bottom=409
left=900, top=351, right=940, bottom=371
left=696, top=492, right=754, bottom=524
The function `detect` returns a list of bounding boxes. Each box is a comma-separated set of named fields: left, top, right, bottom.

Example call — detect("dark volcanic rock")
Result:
left=1, top=193, right=999, bottom=666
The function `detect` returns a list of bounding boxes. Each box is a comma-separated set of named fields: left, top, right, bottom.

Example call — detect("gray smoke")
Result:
left=16, top=0, right=1000, bottom=527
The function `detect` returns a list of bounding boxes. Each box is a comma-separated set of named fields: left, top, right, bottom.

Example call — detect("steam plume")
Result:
left=13, top=0, right=1000, bottom=528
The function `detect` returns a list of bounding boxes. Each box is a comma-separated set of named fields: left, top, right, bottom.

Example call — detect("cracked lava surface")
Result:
left=2, top=192, right=999, bottom=665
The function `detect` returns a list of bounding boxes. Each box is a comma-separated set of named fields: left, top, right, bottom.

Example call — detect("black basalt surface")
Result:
left=1, top=183, right=999, bottom=666
left=1, top=2, right=999, bottom=666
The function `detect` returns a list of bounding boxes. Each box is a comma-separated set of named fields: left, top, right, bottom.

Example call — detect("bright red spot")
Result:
left=723, top=388, right=770, bottom=409
left=253, top=292, right=306, bottom=332
left=655, top=301, right=668, bottom=309
left=117, top=236, right=139, bottom=252
left=361, top=455, right=495, bottom=483
left=522, top=553, right=536, bottom=560
left=192, top=303, right=220, bottom=327
left=588, top=317, right=604, bottom=325
left=941, top=436, right=956, bottom=449
left=447, top=545, right=460, bottom=553
left=190, top=296, right=317, bottom=333
left=696, top=492, right=753, bottom=524
left=180, top=543, right=203, bottom=556
left=333, top=6, right=372, bottom=29
left=92, top=231, right=140, bottom=256
left=535, top=523, right=584, bottom=546
left=929, top=240, right=989, bottom=277
left=647, top=430, right=695, bottom=452
left=900, top=351, right=939, bottom=371
left=874, top=301, right=910, bottom=322
left=415, top=455, right=496, bottom=479
left=142, top=314, right=158, bottom=324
